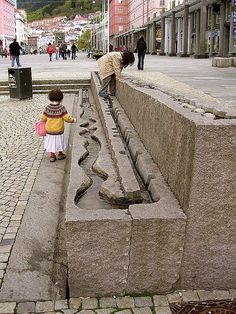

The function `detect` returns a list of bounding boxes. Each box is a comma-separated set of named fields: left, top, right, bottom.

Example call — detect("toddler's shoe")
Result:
left=50, top=156, right=56, bottom=162
left=58, top=153, right=66, bottom=160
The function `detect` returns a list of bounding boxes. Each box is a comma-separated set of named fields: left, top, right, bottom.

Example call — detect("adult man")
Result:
left=97, top=51, right=135, bottom=97
left=71, top=42, right=77, bottom=60
left=9, top=39, right=22, bottom=67
left=135, top=36, right=147, bottom=71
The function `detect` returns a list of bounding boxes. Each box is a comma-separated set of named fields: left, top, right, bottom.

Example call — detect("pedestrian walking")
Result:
left=135, top=36, right=147, bottom=70
left=47, top=43, right=54, bottom=61
left=97, top=51, right=135, bottom=98
left=60, top=43, right=67, bottom=60
left=71, top=42, right=77, bottom=60
left=41, top=89, right=77, bottom=162
left=9, top=39, right=22, bottom=67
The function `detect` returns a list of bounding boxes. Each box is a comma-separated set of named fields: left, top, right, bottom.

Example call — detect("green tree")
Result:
left=77, top=30, right=91, bottom=50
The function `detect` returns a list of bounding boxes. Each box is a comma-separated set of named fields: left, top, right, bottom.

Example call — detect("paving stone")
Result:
left=181, top=290, right=199, bottom=302
left=82, top=298, right=98, bottom=309
left=78, top=311, right=96, bottom=314
left=167, top=292, right=182, bottom=304
left=132, top=307, right=153, bottom=314
left=115, top=310, right=132, bottom=314
left=153, top=296, right=169, bottom=307
left=116, top=297, right=135, bottom=308
left=229, top=289, right=236, bottom=299
left=213, top=290, right=231, bottom=300
left=35, top=301, right=54, bottom=313
left=17, top=302, right=35, bottom=313
left=196, top=290, right=215, bottom=301
left=69, top=298, right=82, bottom=310
left=62, top=310, right=78, bottom=314
left=0, top=263, right=7, bottom=270
left=95, top=309, right=116, bottom=314
left=0, top=245, right=11, bottom=253
left=55, top=300, right=69, bottom=310
left=99, top=297, right=116, bottom=309
left=3, top=233, right=16, bottom=240
left=154, top=306, right=172, bottom=314
left=0, top=253, right=9, bottom=262
left=134, top=297, right=153, bottom=308
left=0, top=302, right=16, bottom=313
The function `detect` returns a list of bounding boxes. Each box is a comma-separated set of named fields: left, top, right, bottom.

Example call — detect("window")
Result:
left=119, top=25, right=123, bottom=31
left=160, top=0, right=165, bottom=5
left=118, top=7, right=123, bottom=13
left=118, top=17, right=123, bottom=22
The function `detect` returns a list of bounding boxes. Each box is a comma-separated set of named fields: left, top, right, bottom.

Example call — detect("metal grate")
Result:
left=170, top=300, right=236, bottom=314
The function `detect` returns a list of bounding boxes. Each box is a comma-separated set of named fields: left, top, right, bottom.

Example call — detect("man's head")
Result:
left=122, top=51, right=135, bottom=68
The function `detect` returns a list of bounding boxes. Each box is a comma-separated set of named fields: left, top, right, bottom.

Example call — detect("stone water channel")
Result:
left=74, top=88, right=152, bottom=210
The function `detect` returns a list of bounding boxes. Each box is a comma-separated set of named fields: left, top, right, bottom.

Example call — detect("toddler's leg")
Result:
left=50, top=152, right=56, bottom=162
left=58, top=151, right=66, bottom=160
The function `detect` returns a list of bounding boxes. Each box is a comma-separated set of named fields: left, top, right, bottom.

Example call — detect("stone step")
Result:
left=33, top=83, right=89, bottom=90
left=0, top=89, right=81, bottom=96
left=0, top=79, right=90, bottom=87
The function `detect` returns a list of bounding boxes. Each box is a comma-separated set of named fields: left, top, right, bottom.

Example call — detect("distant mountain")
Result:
left=17, top=0, right=102, bottom=22
left=17, top=0, right=65, bottom=12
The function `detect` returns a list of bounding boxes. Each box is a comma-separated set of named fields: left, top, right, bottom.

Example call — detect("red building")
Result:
left=109, top=0, right=129, bottom=46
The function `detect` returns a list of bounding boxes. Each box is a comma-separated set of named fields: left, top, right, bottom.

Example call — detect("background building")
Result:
left=15, top=8, right=27, bottom=50
left=0, top=0, right=15, bottom=50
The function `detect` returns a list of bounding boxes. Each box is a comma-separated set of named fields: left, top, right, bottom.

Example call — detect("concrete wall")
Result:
left=116, top=79, right=236, bottom=289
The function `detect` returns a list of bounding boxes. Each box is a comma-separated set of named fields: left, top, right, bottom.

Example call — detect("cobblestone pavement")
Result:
left=0, top=95, right=46, bottom=286
left=0, top=291, right=236, bottom=314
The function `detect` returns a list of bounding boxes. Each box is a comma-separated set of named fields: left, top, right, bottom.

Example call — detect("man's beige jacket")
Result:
left=97, top=52, right=122, bottom=80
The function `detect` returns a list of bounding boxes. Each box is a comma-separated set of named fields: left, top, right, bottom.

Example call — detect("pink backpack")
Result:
left=35, top=121, right=46, bottom=137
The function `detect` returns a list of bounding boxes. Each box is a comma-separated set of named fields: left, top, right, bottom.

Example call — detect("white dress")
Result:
left=44, top=133, right=67, bottom=153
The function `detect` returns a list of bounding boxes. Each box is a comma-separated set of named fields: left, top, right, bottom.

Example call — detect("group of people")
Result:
left=46, top=42, right=78, bottom=61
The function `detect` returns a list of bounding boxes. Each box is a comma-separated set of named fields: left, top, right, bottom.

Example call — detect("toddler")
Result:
left=41, top=89, right=76, bottom=162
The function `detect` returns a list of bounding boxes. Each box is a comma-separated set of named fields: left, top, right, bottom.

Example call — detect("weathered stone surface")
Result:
left=55, top=300, right=68, bottom=310
left=132, top=307, right=153, bottom=314
left=95, top=309, right=116, bottom=314
left=153, top=295, right=168, bottom=307
left=196, top=290, right=215, bottom=301
left=76, top=311, right=95, bottom=314
left=116, top=79, right=236, bottom=291
left=126, top=203, right=186, bottom=294
left=17, top=302, right=35, bottom=313
left=167, top=292, right=182, bottom=304
left=116, top=297, right=135, bottom=308
left=134, top=297, right=153, bottom=307
left=0, top=302, right=16, bottom=313
left=66, top=209, right=132, bottom=297
left=114, top=310, right=132, bottom=314
left=154, top=306, right=172, bottom=314
left=82, top=298, right=98, bottom=309
left=181, top=290, right=199, bottom=302
left=35, top=301, right=54, bottom=313
left=229, top=289, right=236, bottom=298
left=69, top=298, right=82, bottom=310
left=212, top=57, right=233, bottom=68
left=213, top=290, right=231, bottom=300
left=99, top=297, right=116, bottom=308
left=135, top=154, right=157, bottom=187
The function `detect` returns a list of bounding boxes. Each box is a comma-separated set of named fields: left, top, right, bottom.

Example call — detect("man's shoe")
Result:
left=50, top=156, right=56, bottom=162
left=99, top=91, right=108, bottom=98
left=58, top=153, right=66, bottom=160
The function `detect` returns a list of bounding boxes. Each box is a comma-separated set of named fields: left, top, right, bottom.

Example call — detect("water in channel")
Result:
left=75, top=90, right=128, bottom=210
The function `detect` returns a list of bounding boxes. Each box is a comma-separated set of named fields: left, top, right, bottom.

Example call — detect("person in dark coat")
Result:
left=71, top=42, right=77, bottom=60
left=135, top=36, right=147, bottom=70
left=9, top=39, right=22, bottom=67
